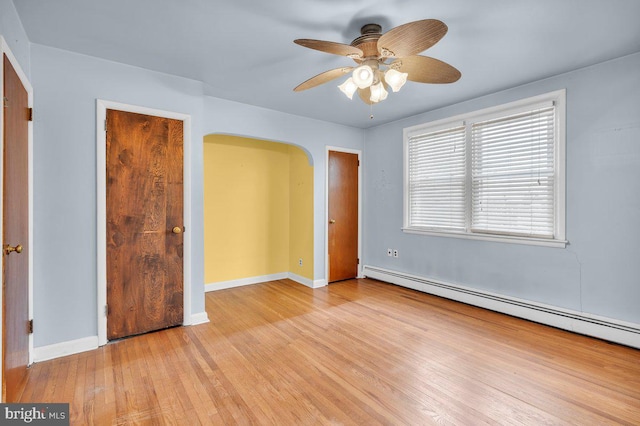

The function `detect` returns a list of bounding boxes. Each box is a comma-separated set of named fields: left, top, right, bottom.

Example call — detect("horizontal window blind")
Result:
left=471, top=106, right=555, bottom=237
left=408, top=125, right=466, bottom=230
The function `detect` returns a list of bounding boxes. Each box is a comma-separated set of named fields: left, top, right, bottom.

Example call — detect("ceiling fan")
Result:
left=293, top=19, right=461, bottom=105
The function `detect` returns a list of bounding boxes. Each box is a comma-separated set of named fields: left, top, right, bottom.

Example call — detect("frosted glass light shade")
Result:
left=352, top=65, right=374, bottom=89
left=369, top=82, right=388, bottom=103
left=338, top=77, right=358, bottom=99
left=384, top=69, right=408, bottom=92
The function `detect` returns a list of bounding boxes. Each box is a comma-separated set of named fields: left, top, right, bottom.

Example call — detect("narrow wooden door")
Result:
left=2, top=54, right=30, bottom=402
left=106, top=109, right=184, bottom=340
left=328, top=151, right=359, bottom=282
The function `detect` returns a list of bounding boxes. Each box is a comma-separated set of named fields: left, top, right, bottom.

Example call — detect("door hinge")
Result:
left=105, top=304, right=109, bottom=316
left=104, top=119, right=108, bottom=132
left=357, top=258, right=360, bottom=265
left=28, top=319, right=33, bottom=334
left=3, top=97, right=8, bottom=108
left=28, top=107, right=33, bottom=121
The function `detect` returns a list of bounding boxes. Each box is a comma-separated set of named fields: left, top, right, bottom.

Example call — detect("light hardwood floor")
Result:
left=20, top=278, right=640, bottom=425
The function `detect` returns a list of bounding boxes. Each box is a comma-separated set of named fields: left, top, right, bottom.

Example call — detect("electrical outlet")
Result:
left=387, top=248, right=393, bottom=257
left=298, top=258, right=303, bottom=266
left=393, top=249, right=399, bottom=258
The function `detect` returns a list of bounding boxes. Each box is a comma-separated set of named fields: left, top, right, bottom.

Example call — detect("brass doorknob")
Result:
left=329, top=219, right=336, bottom=224
left=4, top=244, right=23, bottom=255
left=172, top=226, right=183, bottom=234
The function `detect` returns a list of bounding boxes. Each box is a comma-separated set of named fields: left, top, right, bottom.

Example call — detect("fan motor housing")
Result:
left=351, top=23, right=382, bottom=59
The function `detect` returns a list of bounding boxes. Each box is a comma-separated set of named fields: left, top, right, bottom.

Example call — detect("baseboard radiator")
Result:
left=363, top=265, right=640, bottom=349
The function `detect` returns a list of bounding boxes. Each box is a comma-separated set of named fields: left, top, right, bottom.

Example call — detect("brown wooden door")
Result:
left=2, top=54, right=30, bottom=402
left=106, top=109, right=184, bottom=340
left=328, top=151, right=359, bottom=283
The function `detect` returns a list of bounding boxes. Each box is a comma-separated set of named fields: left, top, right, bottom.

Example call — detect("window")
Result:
left=403, top=90, right=566, bottom=247
left=407, top=123, right=466, bottom=231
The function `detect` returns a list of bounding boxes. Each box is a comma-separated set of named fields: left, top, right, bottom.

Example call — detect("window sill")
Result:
left=402, top=227, right=568, bottom=248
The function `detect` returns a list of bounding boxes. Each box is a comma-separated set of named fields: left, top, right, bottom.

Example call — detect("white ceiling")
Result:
left=13, top=0, right=640, bottom=128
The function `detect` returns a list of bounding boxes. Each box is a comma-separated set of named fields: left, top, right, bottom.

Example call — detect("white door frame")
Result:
left=96, top=100, right=192, bottom=346
left=0, top=36, right=35, bottom=386
left=324, top=146, right=363, bottom=282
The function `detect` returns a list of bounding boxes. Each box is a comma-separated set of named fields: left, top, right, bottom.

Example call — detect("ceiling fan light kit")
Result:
left=369, top=81, right=388, bottom=103
left=384, top=68, right=408, bottom=92
left=338, top=78, right=358, bottom=99
left=294, top=19, right=461, bottom=107
left=352, top=64, right=375, bottom=88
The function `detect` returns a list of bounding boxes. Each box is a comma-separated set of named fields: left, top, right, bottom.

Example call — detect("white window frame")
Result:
left=403, top=90, right=567, bottom=248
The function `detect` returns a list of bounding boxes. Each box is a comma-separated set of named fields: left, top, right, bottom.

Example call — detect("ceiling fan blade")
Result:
left=357, top=87, right=374, bottom=105
left=378, top=19, right=448, bottom=58
left=294, top=67, right=353, bottom=92
left=294, top=39, right=363, bottom=58
left=391, top=56, right=461, bottom=84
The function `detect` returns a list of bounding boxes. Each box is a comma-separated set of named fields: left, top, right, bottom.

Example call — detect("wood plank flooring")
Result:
left=19, top=278, right=640, bottom=425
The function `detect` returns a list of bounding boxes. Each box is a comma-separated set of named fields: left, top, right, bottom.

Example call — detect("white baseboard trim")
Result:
left=206, top=272, right=327, bottom=291
left=33, top=313, right=210, bottom=363
left=363, top=265, right=640, bottom=349
left=288, top=272, right=313, bottom=288
left=205, top=273, right=288, bottom=292
left=313, top=279, right=328, bottom=288
left=34, top=336, right=99, bottom=363
left=190, top=312, right=210, bottom=326
left=287, top=274, right=327, bottom=288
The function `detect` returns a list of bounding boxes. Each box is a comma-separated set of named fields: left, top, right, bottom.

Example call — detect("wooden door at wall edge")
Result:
left=105, top=109, right=184, bottom=340
left=328, top=151, right=359, bottom=283
left=2, top=53, right=30, bottom=402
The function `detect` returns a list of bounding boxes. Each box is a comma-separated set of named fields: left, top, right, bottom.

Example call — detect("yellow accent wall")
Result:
left=288, top=145, right=314, bottom=278
left=203, top=135, right=313, bottom=283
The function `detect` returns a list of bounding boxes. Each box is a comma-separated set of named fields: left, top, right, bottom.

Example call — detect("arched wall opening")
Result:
left=203, top=134, right=314, bottom=289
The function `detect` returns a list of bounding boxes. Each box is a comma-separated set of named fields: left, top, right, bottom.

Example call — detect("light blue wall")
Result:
left=0, top=0, right=30, bottom=76
left=202, top=97, right=364, bottom=281
left=15, top=5, right=640, bottom=346
left=363, top=52, right=640, bottom=324
left=30, top=44, right=206, bottom=346
left=29, top=43, right=364, bottom=348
